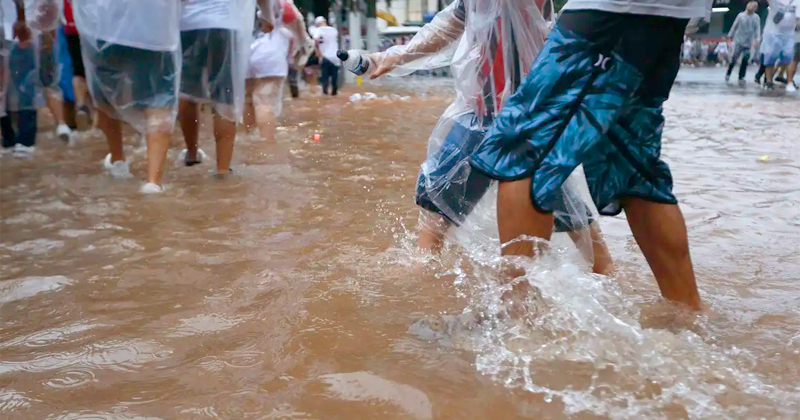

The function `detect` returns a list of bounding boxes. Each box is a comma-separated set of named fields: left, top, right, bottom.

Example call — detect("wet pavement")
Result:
left=1, top=66, right=799, bottom=419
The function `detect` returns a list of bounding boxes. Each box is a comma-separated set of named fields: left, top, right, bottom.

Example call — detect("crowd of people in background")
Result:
left=682, top=0, right=798, bottom=91
left=1, top=0, right=341, bottom=193
left=1, top=0, right=796, bottom=199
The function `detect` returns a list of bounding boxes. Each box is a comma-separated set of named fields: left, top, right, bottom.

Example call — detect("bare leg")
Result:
left=45, top=90, right=65, bottom=125
left=623, top=198, right=701, bottom=309
left=788, top=59, right=798, bottom=85
left=243, top=80, right=257, bottom=131
left=497, top=178, right=554, bottom=256
left=252, top=78, right=282, bottom=142
left=495, top=178, right=555, bottom=315
left=97, top=110, right=124, bottom=162
left=73, top=76, right=89, bottom=108
left=213, top=112, right=236, bottom=175
left=776, top=66, right=787, bottom=79
left=416, top=211, right=449, bottom=254
left=179, top=99, right=200, bottom=162
left=144, top=108, right=174, bottom=186
left=307, top=70, right=319, bottom=95
left=567, top=222, right=615, bottom=275
left=765, top=66, right=776, bottom=85
left=255, top=104, right=277, bottom=142
left=588, top=223, right=615, bottom=275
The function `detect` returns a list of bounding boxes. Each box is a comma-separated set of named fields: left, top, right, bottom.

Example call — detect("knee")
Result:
left=145, top=111, right=175, bottom=134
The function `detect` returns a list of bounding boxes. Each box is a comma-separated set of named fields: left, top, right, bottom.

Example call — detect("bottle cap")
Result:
left=336, top=50, right=349, bottom=61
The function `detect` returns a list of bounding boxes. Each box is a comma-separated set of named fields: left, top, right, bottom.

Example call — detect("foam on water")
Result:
left=389, top=168, right=800, bottom=419
left=398, top=226, right=800, bottom=419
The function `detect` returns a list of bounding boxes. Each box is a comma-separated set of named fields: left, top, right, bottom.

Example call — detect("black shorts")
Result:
left=180, top=29, right=235, bottom=105
left=558, top=10, right=687, bottom=100
left=65, top=33, right=84, bottom=77
left=91, top=40, right=178, bottom=109
left=795, top=42, right=800, bottom=62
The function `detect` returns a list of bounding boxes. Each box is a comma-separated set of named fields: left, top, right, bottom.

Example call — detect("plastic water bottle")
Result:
left=337, top=50, right=374, bottom=76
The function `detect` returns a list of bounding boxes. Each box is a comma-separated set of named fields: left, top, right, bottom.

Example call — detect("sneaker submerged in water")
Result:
left=103, top=153, right=131, bottom=178
left=56, top=123, right=72, bottom=143
left=12, top=144, right=35, bottom=159
left=178, top=148, right=206, bottom=166
left=725, top=74, right=730, bottom=82
left=738, top=79, right=746, bottom=87
left=140, top=182, right=164, bottom=194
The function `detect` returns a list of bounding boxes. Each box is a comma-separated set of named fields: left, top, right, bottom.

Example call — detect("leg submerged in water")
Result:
left=143, top=108, right=174, bottom=191
left=623, top=198, right=701, bottom=309
left=470, top=11, right=703, bottom=311
left=567, top=222, right=615, bottom=276
left=213, top=112, right=236, bottom=175
left=97, top=110, right=130, bottom=178
left=178, top=99, right=202, bottom=164
left=416, top=210, right=449, bottom=255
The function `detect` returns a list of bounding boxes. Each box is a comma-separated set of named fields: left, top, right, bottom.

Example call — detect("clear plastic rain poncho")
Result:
left=761, top=0, right=798, bottom=66
left=370, top=0, right=600, bottom=262
left=179, top=0, right=256, bottom=122
left=256, top=0, right=314, bottom=69
left=1, top=0, right=61, bottom=112
left=73, top=0, right=182, bottom=133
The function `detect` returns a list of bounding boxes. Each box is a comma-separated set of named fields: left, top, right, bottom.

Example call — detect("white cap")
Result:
left=314, top=16, right=326, bottom=25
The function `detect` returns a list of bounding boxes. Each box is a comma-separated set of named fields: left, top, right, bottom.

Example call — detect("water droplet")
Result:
left=543, top=393, right=553, bottom=403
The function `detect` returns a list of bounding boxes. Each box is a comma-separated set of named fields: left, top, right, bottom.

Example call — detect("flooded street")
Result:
left=1, top=68, right=799, bottom=420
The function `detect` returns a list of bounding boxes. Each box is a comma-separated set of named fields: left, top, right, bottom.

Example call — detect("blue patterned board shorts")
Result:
left=416, top=112, right=594, bottom=232
left=471, top=11, right=688, bottom=216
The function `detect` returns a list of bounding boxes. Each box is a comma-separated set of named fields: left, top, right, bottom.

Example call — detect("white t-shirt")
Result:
left=180, top=0, right=239, bottom=31
left=562, top=0, right=712, bottom=19
left=315, top=25, right=339, bottom=65
left=249, top=27, right=291, bottom=78
left=72, top=0, right=181, bottom=51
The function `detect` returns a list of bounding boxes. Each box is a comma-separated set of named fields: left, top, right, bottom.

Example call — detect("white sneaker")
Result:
left=56, top=124, right=72, bottom=143
left=178, top=148, right=207, bottom=166
left=103, top=153, right=131, bottom=178
left=13, top=144, right=35, bottom=159
left=0, top=147, right=13, bottom=157
left=787, top=84, right=797, bottom=92
left=140, top=182, right=164, bottom=194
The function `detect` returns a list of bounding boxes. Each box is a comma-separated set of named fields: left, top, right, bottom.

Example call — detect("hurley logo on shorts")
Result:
left=593, top=53, right=613, bottom=71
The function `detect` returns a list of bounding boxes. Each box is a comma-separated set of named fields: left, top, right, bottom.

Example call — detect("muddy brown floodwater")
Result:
left=1, top=72, right=800, bottom=420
